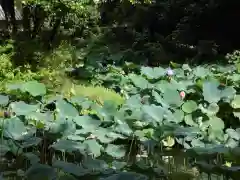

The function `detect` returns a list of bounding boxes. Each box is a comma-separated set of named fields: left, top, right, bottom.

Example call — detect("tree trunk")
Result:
left=0, top=0, right=16, bottom=33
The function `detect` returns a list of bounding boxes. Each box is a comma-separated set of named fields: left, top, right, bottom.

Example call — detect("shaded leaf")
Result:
left=105, top=144, right=126, bottom=159
left=52, top=160, right=89, bottom=176
left=25, top=163, right=57, bottom=180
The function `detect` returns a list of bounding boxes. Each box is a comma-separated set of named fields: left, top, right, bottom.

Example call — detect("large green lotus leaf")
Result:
left=191, top=138, right=205, bottom=148
left=134, top=130, right=148, bottom=141
left=0, top=95, right=9, bottom=106
left=225, top=138, right=238, bottom=148
left=67, top=135, right=85, bottom=141
left=155, top=80, right=177, bottom=93
left=49, top=116, right=76, bottom=136
left=84, top=139, right=102, bottom=157
left=94, top=127, right=111, bottom=136
left=75, top=128, right=92, bottom=135
left=96, top=134, right=114, bottom=144
left=111, top=161, right=127, bottom=170
left=208, top=116, right=225, bottom=131
left=231, top=95, right=240, bottom=109
left=226, top=128, right=240, bottom=140
left=182, top=100, right=198, bottom=113
left=174, top=127, right=201, bottom=136
left=102, top=100, right=118, bottom=113
left=194, top=161, right=217, bottom=173
left=24, top=152, right=40, bottom=165
left=229, top=74, right=240, bottom=82
left=141, top=66, right=165, bottom=79
left=115, top=123, right=133, bottom=136
left=127, top=109, right=144, bottom=121
left=142, top=105, right=164, bottom=125
left=10, top=101, right=39, bottom=116
left=221, top=86, right=236, bottom=102
left=21, top=81, right=46, bottom=97
left=172, top=109, right=184, bottom=123
left=208, top=129, right=225, bottom=142
left=174, top=68, right=185, bottom=78
left=105, top=144, right=126, bottom=159
left=52, top=160, right=89, bottom=177
left=162, top=109, right=174, bottom=123
left=199, top=103, right=219, bottom=116
left=97, top=100, right=117, bottom=121
left=184, top=114, right=197, bottom=126
left=182, top=64, right=192, bottom=71
left=74, top=115, right=101, bottom=130
left=6, top=82, right=22, bottom=91
left=26, top=111, right=54, bottom=125
left=59, top=174, right=77, bottom=180
left=0, top=144, right=10, bottom=156
left=70, top=96, right=89, bottom=107
left=163, top=88, right=183, bottom=107
left=202, top=81, right=221, bottom=103
left=192, top=145, right=228, bottom=155
left=83, top=158, right=108, bottom=172
left=3, top=117, right=29, bottom=140
left=2, top=139, right=23, bottom=155
left=103, top=172, right=148, bottom=180
left=25, top=163, right=57, bottom=180
left=50, top=139, right=85, bottom=153
left=124, top=94, right=142, bottom=109
left=56, top=100, right=78, bottom=118
left=106, top=132, right=126, bottom=140
left=193, top=66, right=211, bottom=78
left=21, top=137, right=42, bottom=148
left=170, top=79, right=188, bottom=91
left=129, top=74, right=151, bottom=89
left=152, top=90, right=169, bottom=109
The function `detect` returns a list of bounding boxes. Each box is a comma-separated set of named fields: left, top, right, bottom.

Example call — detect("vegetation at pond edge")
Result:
left=1, top=63, right=240, bottom=180
left=0, top=0, right=240, bottom=180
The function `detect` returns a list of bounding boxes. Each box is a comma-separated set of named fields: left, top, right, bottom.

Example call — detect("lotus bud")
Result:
left=179, top=91, right=186, bottom=99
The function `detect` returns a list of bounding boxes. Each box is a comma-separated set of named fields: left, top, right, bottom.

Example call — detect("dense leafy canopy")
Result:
left=0, top=62, right=240, bottom=179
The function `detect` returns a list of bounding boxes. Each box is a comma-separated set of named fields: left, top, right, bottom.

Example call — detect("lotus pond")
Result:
left=0, top=63, right=240, bottom=180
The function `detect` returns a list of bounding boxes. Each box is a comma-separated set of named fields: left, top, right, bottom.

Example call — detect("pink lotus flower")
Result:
left=180, top=91, right=186, bottom=99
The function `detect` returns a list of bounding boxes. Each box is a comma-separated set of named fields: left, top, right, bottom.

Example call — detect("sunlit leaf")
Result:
left=231, top=95, right=240, bottom=109
left=56, top=100, right=78, bottom=117
left=142, top=105, right=164, bottom=125
left=50, top=140, right=85, bottom=153
left=208, top=116, right=225, bottom=131
left=141, top=66, right=165, bottom=79
left=84, top=139, right=102, bottom=157
left=3, top=117, right=29, bottom=140
left=10, top=101, right=39, bottom=116
left=163, top=88, right=183, bottom=107
left=21, top=81, right=46, bottom=97
left=202, top=81, right=221, bottom=103
left=182, top=100, right=198, bottom=113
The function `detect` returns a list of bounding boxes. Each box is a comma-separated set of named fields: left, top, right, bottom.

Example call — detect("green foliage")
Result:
left=0, top=63, right=240, bottom=179
left=64, top=84, right=125, bottom=106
